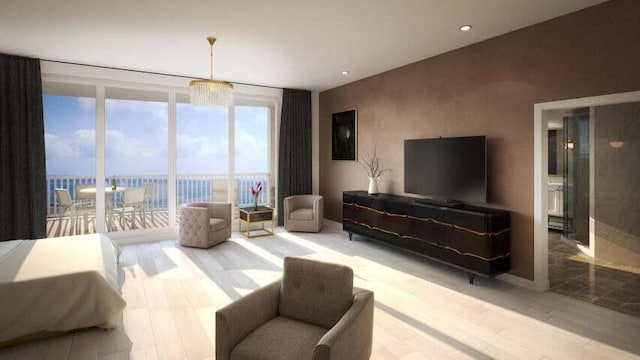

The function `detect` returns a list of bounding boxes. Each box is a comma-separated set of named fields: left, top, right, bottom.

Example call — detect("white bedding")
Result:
left=0, top=233, right=126, bottom=343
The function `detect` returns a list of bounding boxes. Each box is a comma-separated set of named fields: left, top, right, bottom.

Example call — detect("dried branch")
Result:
left=359, top=147, right=389, bottom=179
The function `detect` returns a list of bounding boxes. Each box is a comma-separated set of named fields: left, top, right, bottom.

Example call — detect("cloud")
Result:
left=106, top=99, right=168, bottom=121
left=45, top=133, right=76, bottom=158
left=177, top=103, right=227, bottom=118
left=105, top=129, right=165, bottom=160
left=45, top=130, right=97, bottom=175
left=77, top=97, right=95, bottom=112
left=177, top=134, right=227, bottom=158
left=176, top=134, right=229, bottom=173
left=45, top=129, right=96, bottom=158
left=74, top=129, right=96, bottom=156
left=234, top=129, right=268, bottom=173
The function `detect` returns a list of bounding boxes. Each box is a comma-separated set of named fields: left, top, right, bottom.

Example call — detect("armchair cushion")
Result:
left=230, top=317, right=327, bottom=360
left=290, top=208, right=314, bottom=221
left=210, top=218, right=229, bottom=232
left=279, top=257, right=353, bottom=329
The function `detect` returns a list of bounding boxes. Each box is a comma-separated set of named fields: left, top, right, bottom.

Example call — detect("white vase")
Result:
left=368, top=177, right=378, bottom=195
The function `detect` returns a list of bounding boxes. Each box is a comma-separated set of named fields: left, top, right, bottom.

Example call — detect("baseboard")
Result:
left=497, top=273, right=549, bottom=292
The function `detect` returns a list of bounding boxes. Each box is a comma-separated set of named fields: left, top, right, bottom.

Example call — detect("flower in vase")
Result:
left=250, top=182, right=263, bottom=197
left=250, top=182, right=263, bottom=208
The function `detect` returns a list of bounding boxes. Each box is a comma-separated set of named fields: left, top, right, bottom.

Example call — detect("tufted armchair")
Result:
left=179, top=202, right=231, bottom=248
left=284, top=195, right=323, bottom=232
left=216, top=257, right=374, bottom=360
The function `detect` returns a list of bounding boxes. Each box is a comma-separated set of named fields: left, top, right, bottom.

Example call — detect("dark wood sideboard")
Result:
left=343, top=191, right=511, bottom=283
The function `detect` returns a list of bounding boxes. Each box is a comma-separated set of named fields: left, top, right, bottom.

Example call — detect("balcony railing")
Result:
left=46, top=173, right=270, bottom=217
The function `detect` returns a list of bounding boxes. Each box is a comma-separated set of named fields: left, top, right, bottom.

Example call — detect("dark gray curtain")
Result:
left=278, top=89, right=312, bottom=225
left=0, top=54, right=47, bottom=241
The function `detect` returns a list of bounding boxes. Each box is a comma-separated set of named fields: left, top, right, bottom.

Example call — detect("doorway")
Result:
left=535, top=91, right=640, bottom=318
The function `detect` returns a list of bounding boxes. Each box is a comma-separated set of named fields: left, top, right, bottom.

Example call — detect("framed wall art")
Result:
left=332, top=109, right=357, bottom=160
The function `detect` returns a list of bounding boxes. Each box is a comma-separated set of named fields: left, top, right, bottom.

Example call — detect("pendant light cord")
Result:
left=210, top=42, right=214, bottom=80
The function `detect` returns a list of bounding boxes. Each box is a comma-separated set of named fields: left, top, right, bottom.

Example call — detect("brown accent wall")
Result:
left=319, top=0, right=640, bottom=280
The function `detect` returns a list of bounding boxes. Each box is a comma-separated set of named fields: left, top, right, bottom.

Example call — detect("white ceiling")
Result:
left=0, top=0, right=606, bottom=91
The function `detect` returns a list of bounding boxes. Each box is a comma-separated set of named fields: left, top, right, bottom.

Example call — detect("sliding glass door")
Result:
left=235, top=105, right=272, bottom=207
left=176, top=93, right=229, bottom=214
left=43, top=83, right=97, bottom=237
left=105, top=87, right=169, bottom=232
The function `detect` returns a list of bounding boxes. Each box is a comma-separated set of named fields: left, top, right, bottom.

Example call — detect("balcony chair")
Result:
left=114, top=187, right=147, bottom=229
left=179, top=202, right=231, bottom=248
left=284, top=195, right=323, bottom=232
left=143, top=183, right=155, bottom=225
left=74, top=183, right=97, bottom=210
left=216, top=257, right=374, bottom=360
left=54, top=188, right=91, bottom=234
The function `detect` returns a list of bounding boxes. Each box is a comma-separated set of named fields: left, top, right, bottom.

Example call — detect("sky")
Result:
left=43, top=95, right=269, bottom=176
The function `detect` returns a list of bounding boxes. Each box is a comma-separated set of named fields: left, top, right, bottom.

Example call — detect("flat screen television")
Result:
left=404, top=136, right=486, bottom=203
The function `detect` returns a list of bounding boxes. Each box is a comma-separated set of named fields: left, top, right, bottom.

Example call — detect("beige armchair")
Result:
left=216, top=257, right=374, bottom=360
left=179, top=202, right=231, bottom=248
left=284, top=195, right=323, bottom=232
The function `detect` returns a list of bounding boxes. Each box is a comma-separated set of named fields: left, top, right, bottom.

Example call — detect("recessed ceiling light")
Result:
left=341, top=71, right=349, bottom=75
left=459, top=25, right=472, bottom=32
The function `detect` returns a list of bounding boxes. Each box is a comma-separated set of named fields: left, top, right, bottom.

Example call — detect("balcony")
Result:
left=46, top=173, right=270, bottom=237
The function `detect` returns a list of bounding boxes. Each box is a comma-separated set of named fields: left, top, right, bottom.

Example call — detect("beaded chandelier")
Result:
left=189, top=37, right=233, bottom=106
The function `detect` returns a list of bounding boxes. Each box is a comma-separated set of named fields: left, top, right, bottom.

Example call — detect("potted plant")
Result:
left=359, top=147, right=389, bottom=195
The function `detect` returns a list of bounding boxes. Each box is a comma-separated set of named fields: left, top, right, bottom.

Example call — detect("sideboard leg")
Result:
left=469, top=273, right=476, bottom=285
left=348, top=232, right=353, bottom=241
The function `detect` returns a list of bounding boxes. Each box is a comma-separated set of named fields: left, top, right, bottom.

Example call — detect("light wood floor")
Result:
left=2, top=226, right=640, bottom=360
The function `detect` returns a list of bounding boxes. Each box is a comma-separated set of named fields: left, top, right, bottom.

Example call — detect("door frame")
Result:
left=533, top=90, right=640, bottom=291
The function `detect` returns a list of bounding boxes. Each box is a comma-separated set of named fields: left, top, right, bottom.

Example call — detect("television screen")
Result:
left=404, top=136, right=486, bottom=203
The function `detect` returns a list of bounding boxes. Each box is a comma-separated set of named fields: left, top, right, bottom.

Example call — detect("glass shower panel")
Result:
left=563, top=110, right=590, bottom=245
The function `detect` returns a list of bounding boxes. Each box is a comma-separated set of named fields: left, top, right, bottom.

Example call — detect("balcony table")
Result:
left=80, top=187, right=126, bottom=231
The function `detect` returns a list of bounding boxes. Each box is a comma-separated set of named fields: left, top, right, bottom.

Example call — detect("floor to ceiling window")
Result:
left=43, top=83, right=97, bottom=237
left=42, top=74, right=278, bottom=237
left=235, top=105, right=272, bottom=207
left=176, top=93, right=229, bottom=212
left=105, top=88, right=169, bottom=232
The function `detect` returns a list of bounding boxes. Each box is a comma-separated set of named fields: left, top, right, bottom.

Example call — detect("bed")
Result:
left=0, top=233, right=126, bottom=346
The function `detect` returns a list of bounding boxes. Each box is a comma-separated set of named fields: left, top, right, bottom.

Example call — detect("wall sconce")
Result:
left=609, top=140, right=624, bottom=148
left=566, top=140, right=575, bottom=150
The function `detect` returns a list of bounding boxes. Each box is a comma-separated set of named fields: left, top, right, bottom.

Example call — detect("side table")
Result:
left=239, top=206, right=274, bottom=238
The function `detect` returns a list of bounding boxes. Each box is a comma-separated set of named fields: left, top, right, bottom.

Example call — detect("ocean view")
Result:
left=47, top=175, right=269, bottom=215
